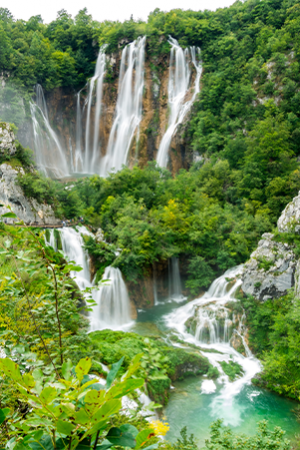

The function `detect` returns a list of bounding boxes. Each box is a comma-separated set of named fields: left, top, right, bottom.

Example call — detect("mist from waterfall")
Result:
left=45, top=227, right=132, bottom=329
left=156, top=37, right=202, bottom=168
left=30, top=84, right=69, bottom=178
left=100, top=36, right=146, bottom=176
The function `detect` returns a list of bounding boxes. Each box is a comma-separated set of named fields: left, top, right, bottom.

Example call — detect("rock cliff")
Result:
left=0, top=124, right=59, bottom=225
left=242, top=191, right=300, bottom=300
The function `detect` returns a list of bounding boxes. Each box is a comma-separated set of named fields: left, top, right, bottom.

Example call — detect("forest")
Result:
left=1, top=0, right=300, bottom=447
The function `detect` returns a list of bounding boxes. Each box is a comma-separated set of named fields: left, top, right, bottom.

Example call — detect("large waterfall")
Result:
left=156, top=38, right=202, bottom=168
left=45, top=227, right=132, bottom=329
left=30, top=85, right=69, bottom=178
left=100, top=36, right=146, bottom=176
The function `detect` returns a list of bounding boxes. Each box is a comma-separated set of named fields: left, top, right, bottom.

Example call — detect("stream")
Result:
left=46, top=227, right=300, bottom=446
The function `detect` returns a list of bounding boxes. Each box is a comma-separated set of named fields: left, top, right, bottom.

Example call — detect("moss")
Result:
left=220, top=360, right=244, bottom=381
left=89, top=329, right=217, bottom=405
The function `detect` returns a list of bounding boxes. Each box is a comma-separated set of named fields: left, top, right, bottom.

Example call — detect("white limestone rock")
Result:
left=0, top=163, right=60, bottom=225
left=241, top=233, right=295, bottom=301
left=0, top=123, right=16, bottom=156
left=277, top=191, right=300, bottom=233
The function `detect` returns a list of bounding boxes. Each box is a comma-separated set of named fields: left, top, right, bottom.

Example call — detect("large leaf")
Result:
left=106, top=357, right=124, bottom=388
left=92, top=399, right=121, bottom=422
left=120, top=424, right=139, bottom=438
left=29, top=436, right=55, bottom=450
left=106, top=427, right=136, bottom=448
left=22, top=373, right=36, bottom=390
left=135, top=429, right=155, bottom=449
left=0, top=358, right=22, bottom=382
left=75, top=357, right=92, bottom=382
left=56, top=419, right=76, bottom=436
left=122, top=354, right=143, bottom=381
left=40, top=387, right=57, bottom=405
left=61, top=359, right=73, bottom=381
left=0, top=407, right=9, bottom=425
left=1, top=212, right=17, bottom=219
left=107, top=378, right=144, bottom=399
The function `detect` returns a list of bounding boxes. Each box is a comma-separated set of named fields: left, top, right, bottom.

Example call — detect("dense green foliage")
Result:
left=89, top=329, right=213, bottom=404
left=242, top=288, right=300, bottom=399
left=219, top=360, right=244, bottom=381
left=202, top=419, right=290, bottom=450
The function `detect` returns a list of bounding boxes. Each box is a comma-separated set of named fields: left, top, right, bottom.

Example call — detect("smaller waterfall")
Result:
left=45, top=227, right=132, bottom=330
left=83, top=47, right=107, bottom=173
left=30, top=85, right=69, bottom=178
left=156, top=38, right=202, bottom=168
left=168, top=257, right=184, bottom=302
left=90, top=266, right=132, bottom=331
left=100, top=37, right=146, bottom=176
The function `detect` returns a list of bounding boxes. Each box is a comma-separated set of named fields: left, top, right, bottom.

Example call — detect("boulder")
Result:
left=241, top=233, right=295, bottom=301
left=0, top=123, right=16, bottom=156
left=277, top=191, right=300, bottom=233
left=0, top=163, right=60, bottom=225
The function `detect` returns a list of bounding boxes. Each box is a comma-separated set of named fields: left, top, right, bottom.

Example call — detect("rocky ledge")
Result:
left=0, top=163, right=60, bottom=226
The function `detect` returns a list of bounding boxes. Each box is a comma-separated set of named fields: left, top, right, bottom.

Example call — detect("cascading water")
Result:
left=80, top=47, right=107, bottom=173
left=100, top=36, right=146, bottom=176
left=165, top=265, right=261, bottom=426
left=45, top=227, right=132, bottom=329
left=156, top=37, right=202, bottom=168
left=90, top=266, right=132, bottom=331
left=30, top=84, right=69, bottom=178
left=168, top=257, right=184, bottom=302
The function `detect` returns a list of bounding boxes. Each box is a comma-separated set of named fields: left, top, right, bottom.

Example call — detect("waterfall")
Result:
left=83, top=47, right=107, bottom=173
left=156, top=37, right=202, bottom=168
left=168, top=257, right=184, bottom=302
left=165, top=265, right=261, bottom=426
left=90, top=266, right=132, bottom=331
left=30, top=85, right=69, bottom=178
left=75, top=91, right=84, bottom=172
left=100, top=36, right=146, bottom=176
left=45, top=227, right=132, bottom=329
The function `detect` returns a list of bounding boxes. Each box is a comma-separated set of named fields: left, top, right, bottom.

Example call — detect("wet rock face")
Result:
left=0, top=163, right=60, bottom=225
left=0, top=123, right=16, bottom=156
left=277, top=191, right=300, bottom=233
left=241, top=233, right=295, bottom=301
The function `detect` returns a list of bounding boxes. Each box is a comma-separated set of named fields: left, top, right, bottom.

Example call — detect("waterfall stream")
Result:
left=100, top=36, right=146, bottom=176
left=156, top=37, right=202, bottom=168
left=45, top=227, right=132, bottom=329
left=83, top=47, right=107, bottom=173
left=30, top=84, right=69, bottom=178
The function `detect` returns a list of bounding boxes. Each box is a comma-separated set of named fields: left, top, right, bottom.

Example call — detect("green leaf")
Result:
left=140, top=445, right=159, bottom=450
left=122, top=354, right=143, bottom=381
left=120, top=424, right=139, bottom=438
left=62, top=359, right=72, bottom=381
left=107, top=378, right=144, bottom=399
left=40, top=387, right=57, bottom=405
left=1, top=212, right=17, bottom=218
left=92, top=399, right=121, bottom=421
left=106, top=427, right=136, bottom=448
left=106, top=357, right=124, bottom=388
left=23, top=373, right=36, bottom=390
left=135, top=429, right=155, bottom=449
left=0, top=358, right=22, bottom=382
left=56, top=419, right=76, bottom=436
left=75, top=357, right=92, bottom=382
left=0, top=407, right=10, bottom=425
left=29, top=436, right=55, bottom=450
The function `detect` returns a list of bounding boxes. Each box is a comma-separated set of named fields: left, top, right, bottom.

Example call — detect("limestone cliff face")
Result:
left=0, top=124, right=60, bottom=225
left=242, top=191, right=300, bottom=300
left=21, top=52, right=196, bottom=176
